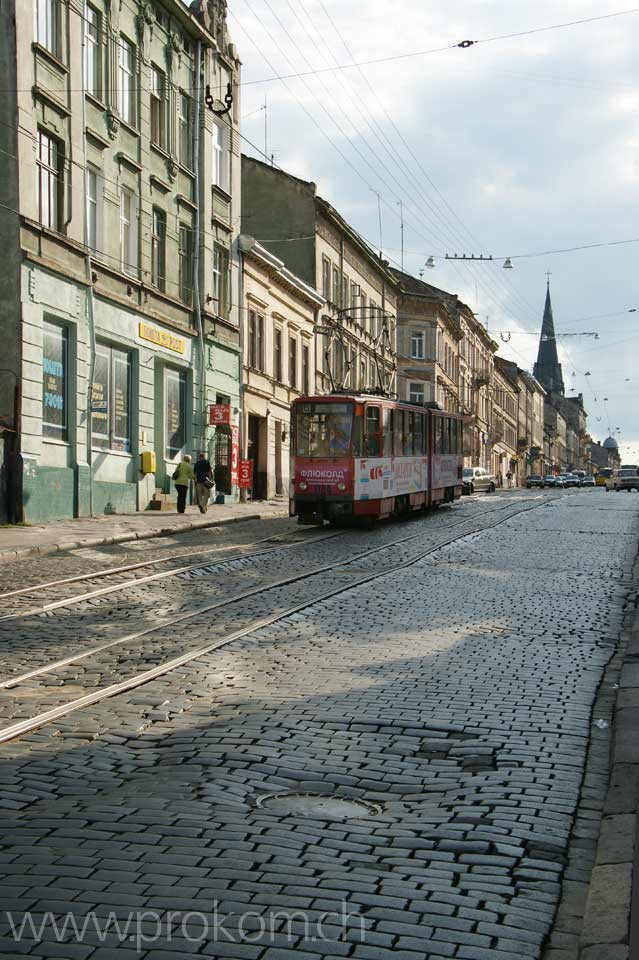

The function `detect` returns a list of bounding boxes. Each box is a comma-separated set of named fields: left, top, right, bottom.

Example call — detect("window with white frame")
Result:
left=92, top=343, right=132, bottom=452
left=289, top=336, right=297, bottom=389
left=409, top=382, right=425, bottom=405
left=36, top=0, right=60, bottom=58
left=410, top=330, right=425, bottom=359
left=321, top=257, right=331, bottom=300
left=211, top=120, right=229, bottom=191
left=118, top=36, right=136, bottom=126
left=274, top=327, right=282, bottom=382
left=248, top=310, right=264, bottom=371
left=211, top=246, right=229, bottom=317
left=119, top=188, right=137, bottom=277
left=150, top=66, right=166, bottom=148
left=165, top=368, right=187, bottom=459
left=86, top=167, right=101, bottom=254
left=332, top=266, right=340, bottom=306
left=178, top=92, right=193, bottom=168
left=37, top=130, right=62, bottom=231
left=302, top=342, right=310, bottom=395
left=84, top=5, right=100, bottom=97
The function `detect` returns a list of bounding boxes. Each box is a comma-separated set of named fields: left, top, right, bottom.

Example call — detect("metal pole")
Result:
left=193, top=41, right=206, bottom=453
left=82, top=0, right=96, bottom=517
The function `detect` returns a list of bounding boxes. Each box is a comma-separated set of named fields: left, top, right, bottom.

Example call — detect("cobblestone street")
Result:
left=0, top=491, right=637, bottom=960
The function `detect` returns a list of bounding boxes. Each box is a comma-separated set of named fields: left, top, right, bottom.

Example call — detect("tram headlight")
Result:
left=337, top=482, right=346, bottom=492
left=298, top=480, right=308, bottom=491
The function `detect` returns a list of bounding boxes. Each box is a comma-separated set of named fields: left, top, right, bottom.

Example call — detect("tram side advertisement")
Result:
left=431, top=455, right=461, bottom=489
left=354, top=457, right=427, bottom=500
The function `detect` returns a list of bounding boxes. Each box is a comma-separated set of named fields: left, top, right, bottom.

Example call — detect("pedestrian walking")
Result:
left=193, top=450, right=214, bottom=514
left=497, top=472, right=503, bottom=488
left=506, top=470, right=512, bottom=489
left=172, top=455, right=194, bottom=514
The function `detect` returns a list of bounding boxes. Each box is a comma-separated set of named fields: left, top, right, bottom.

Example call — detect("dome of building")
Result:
left=603, top=436, right=618, bottom=450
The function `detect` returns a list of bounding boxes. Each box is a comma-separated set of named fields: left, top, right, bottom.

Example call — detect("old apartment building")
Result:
left=0, top=0, right=241, bottom=521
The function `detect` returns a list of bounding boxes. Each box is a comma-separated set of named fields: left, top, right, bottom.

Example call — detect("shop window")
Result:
left=42, top=320, right=68, bottom=440
left=92, top=344, right=132, bottom=452
left=165, top=368, right=186, bottom=459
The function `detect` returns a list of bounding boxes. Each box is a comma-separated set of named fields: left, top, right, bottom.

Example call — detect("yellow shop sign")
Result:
left=138, top=323, right=185, bottom=355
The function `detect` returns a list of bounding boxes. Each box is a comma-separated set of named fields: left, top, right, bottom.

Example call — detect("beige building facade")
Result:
left=492, top=357, right=519, bottom=484
left=239, top=239, right=324, bottom=500
left=458, top=305, right=497, bottom=469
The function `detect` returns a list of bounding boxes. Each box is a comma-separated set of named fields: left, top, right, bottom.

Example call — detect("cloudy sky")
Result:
left=227, top=0, right=638, bottom=460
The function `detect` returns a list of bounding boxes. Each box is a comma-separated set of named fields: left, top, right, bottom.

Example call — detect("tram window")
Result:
left=405, top=411, right=414, bottom=455
left=383, top=407, right=393, bottom=456
left=365, top=406, right=381, bottom=456
left=414, top=413, right=423, bottom=454
left=394, top=410, right=404, bottom=456
left=435, top=417, right=443, bottom=454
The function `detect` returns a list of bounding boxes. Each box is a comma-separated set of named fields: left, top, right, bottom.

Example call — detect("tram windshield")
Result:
left=295, top=402, right=353, bottom=458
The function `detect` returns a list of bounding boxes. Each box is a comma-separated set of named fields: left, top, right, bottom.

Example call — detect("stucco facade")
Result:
left=0, top=0, right=242, bottom=521
left=239, top=239, right=324, bottom=500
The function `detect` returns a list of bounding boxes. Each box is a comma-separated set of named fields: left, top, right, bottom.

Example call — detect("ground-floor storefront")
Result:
left=242, top=393, right=290, bottom=502
left=17, top=264, right=240, bottom=522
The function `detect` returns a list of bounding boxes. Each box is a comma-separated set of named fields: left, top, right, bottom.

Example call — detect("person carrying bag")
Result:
left=193, top=450, right=215, bottom=514
left=172, top=455, right=195, bottom=514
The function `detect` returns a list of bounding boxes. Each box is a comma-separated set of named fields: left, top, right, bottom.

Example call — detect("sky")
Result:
left=224, top=0, right=638, bottom=461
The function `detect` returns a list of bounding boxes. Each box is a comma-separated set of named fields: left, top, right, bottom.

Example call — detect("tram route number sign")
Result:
left=238, top=459, right=253, bottom=489
left=209, top=403, right=231, bottom=425
left=231, top=425, right=239, bottom=486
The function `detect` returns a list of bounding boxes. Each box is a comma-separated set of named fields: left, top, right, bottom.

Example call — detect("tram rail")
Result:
left=0, top=493, right=557, bottom=745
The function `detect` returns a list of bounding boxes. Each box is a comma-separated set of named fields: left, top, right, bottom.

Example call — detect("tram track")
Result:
left=0, top=493, right=558, bottom=745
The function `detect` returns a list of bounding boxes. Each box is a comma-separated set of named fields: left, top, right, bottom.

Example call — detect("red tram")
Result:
left=290, top=393, right=463, bottom=525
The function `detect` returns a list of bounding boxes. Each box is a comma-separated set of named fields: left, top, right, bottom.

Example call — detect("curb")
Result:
left=578, top=552, right=639, bottom=960
left=0, top=510, right=285, bottom=565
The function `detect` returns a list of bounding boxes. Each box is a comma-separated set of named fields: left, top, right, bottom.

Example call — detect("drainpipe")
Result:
left=193, top=40, right=206, bottom=454
left=237, top=235, right=255, bottom=502
left=82, top=0, right=96, bottom=517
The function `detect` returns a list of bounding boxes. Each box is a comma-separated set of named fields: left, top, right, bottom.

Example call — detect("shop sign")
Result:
left=238, top=458, right=253, bottom=489
left=138, top=322, right=185, bottom=355
left=209, top=403, right=231, bottom=425
left=231, top=425, right=239, bottom=485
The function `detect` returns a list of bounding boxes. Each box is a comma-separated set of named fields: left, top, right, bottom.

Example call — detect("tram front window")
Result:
left=295, top=402, right=353, bottom=457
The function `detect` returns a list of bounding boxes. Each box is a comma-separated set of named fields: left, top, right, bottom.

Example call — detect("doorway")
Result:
left=247, top=414, right=267, bottom=500
left=275, top=420, right=283, bottom=496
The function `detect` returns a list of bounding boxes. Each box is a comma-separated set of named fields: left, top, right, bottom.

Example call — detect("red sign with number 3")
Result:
left=238, top=459, right=253, bottom=489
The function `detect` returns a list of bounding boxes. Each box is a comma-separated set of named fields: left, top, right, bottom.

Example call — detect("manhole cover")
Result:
left=256, top=793, right=382, bottom=820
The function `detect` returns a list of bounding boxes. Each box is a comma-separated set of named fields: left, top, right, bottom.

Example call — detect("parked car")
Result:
left=462, top=467, right=496, bottom=495
left=573, top=470, right=586, bottom=485
left=561, top=473, right=580, bottom=487
left=553, top=476, right=565, bottom=488
left=526, top=475, right=545, bottom=489
left=581, top=476, right=596, bottom=487
left=544, top=475, right=557, bottom=487
left=606, top=468, right=639, bottom=492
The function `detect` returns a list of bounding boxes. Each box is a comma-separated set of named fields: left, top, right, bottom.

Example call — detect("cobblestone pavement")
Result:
left=0, top=491, right=637, bottom=960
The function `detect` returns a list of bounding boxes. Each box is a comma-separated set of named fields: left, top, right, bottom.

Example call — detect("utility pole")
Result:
left=371, top=189, right=383, bottom=257
left=397, top=199, right=404, bottom=271
left=264, top=95, right=267, bottom=163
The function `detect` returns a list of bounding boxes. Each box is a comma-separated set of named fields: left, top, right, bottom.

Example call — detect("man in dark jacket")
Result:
left=193, top=451, right=214, bottom=513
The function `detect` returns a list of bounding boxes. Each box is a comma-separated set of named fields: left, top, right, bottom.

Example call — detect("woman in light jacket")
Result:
left=173, top=455, right=194, bottom=514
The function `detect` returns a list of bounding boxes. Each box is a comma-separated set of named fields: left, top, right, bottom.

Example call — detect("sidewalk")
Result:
left=0, top=500, right=290, bottom=564
left=577, top=551, right=639, bottom=960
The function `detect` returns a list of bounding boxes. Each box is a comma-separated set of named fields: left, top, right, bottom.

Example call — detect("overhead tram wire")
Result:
left=240, top=7, right=639, bottom=86
left=234, top=4, right=542, bottom=334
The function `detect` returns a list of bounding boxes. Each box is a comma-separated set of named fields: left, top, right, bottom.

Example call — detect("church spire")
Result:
left=533, top=279, right=564, bottom=396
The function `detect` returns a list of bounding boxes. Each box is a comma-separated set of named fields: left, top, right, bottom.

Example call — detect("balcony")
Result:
left=517, top=437, right=528, bottom=449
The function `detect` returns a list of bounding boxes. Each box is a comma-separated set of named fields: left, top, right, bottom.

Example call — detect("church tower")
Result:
left=533, top=280, right=564, bottom=396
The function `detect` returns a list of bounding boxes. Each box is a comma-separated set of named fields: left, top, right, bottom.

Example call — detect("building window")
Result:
left=321, top=257, right=331, bottom=300
left=332, top=266, right=340, bottom=306
left=92, top=344, right=132, bottom=452
left=211, top=246, right=229, bottom=317
left=411, top=330, right=424, bottom=360
left=84, top=5, right=101, bottom=97
left=341, top=274, right=349, bottom=310
left=165, top=368, right=186, bottom=460
left=150, top=66, right=166, bottom=149
left=248, top=310, right=264, bottom=371
left=360, top=291, right=367, bottom=331
left=178, top=92, right=193, bottom=168
left=409, top=382, right=425, bottom=405
left=211, top=121, right=229, bottom=191
left=42, top=320, right=68, bottom=440
left=350, top=281, right=360, bottom=317
left=178, top=224, right=193, bottom=305
left=302, top=343, right=310, bottom=395
left=274, top=328, right=282, bottom=382
left=36, top=0, right=60, bottom=58
left=289, top=336, right=297, bottom=389
left=86, top=168, right=101, bottom=254
left=37, top=130, right=62, bottom=231
left=151, top=208, right=166, bottom=291
left=118, top=36, right=136, bottom=126
left=119, top=188, right=137, bottom=277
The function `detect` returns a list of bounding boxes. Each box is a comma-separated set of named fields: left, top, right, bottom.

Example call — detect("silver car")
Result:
left=462, top=467, right=496, bottom=495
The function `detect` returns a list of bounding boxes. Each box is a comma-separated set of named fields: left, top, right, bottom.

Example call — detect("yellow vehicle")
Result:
left=596, top=467, right=613, bottom=487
